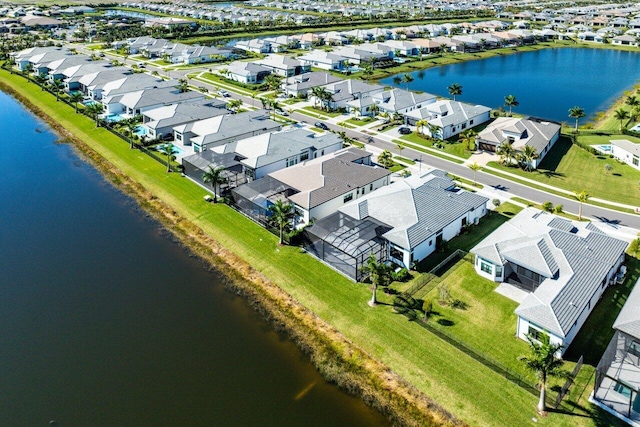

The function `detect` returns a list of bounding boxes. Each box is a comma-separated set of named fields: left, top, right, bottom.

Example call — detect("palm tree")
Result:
left=69, top=92, right=83, bottom=113
left=519, top=332, right=568, bottom=414
left=416, top=119, right=428, bottom=135
left=369, top=103, right=379, bottom=118
left=626, top=95, right=639, bottom=109
left=227, top=99, right=243, bottom=112
left=86, top=102, right=104, bottom=127
left=427, top=123, right=442, bottom=140
left=263, top=74, right=283, bottom=93
left=362, top=62, right=374, bottom=83
left=574, top=189, right=589, bottom=220
left=393, top=75, right=402, bottom=86
left=614, top=108, right=629, bottom=131
left=467, top=162, right=482, bottom=186
left=377, top=150, right=394, bottom=168
left=504, top=94, right=519, bottom=116
left=158, top=143, right=178, bottom=172
left=124, top=119, right=139, bottom=149
left=459, top=129, right=477, bottom=151
left=267, top=199, right=294, bottom=245
left=400, top=73, right=414, bottom=91
left=448, top=82, right=462, bottom=101
left=202, top=165, right=227, bottom=203
left=496, top=141, right=516, bottom=166
left=175, top=78, right=189, bottom=93
left=568, top=106, right=586, bottom=132
left=51, top=79, right=64, bottom=101
left=518, top=145, right=538, bottom=171
left=360, top=253, right=392, bottom=306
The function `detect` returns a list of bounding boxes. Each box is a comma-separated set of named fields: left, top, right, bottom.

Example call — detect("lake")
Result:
left=0, top=90, right=387, bottom=426
left=381, top=47, right=640, bottom=123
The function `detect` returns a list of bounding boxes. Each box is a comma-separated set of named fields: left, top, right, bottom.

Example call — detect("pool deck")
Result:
left=591, top=144, right=612, bottom=155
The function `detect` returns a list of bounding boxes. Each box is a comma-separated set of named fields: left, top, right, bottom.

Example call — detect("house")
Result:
left=210, top=128, right=343, bottom=181
left=306, top=170, right=488, bottom=278
left=471, top=208, right=628, bottom=354
left=371, top=89, right=436, bottom=115
left=381, top=40, right=420, bottom=56
left=227, top=61, right=272, bottom=84
left=235, top=38, right=272, bottom=54
left=318, top=79, right=385, bottom=110
left=592, top=281, right=640, bottom=426
left=255, top=54, right=310, bottom=77
left=11, top=46, right=71, bottom=72
left=612, top=35, right=639, bottom=47
left=476, top=117, right=561, bottom=169
left=58, top=62, right=114, bottom=91
left=282, top=72, right=342, bottom=98
left=407, top=100, right=492, bottom=140
left=175, top=109, right=282, bottom=152
left=611, top=139, right=640, bottom=170
left=78, top=69, right=153, bottom=100
left=102, top=85, right=205, bottom=117
left=140, top=99, right=228, bottom=140
left=331, top=46, right=389, bottom=65
left=297, top=50, right=347, bottom=71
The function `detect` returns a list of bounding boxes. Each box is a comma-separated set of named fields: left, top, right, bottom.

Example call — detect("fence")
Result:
left=554, top=355, right=583, bottom=409
left=402, top=249, right=466, bottom=298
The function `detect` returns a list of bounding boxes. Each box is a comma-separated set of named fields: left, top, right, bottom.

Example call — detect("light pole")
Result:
left=419, top=155, right=422, bottom=173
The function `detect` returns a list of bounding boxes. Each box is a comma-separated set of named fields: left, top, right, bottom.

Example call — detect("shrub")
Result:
left=492, top=198, right=501, bottom=208
left=391, top=268, right=410, bottom=282
left=541, top=201, right=554, bottom=212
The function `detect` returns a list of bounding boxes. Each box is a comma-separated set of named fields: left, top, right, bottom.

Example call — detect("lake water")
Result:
left=381, top=47, right=640, bottom=123
left=0, top=90, right=387, bottom=426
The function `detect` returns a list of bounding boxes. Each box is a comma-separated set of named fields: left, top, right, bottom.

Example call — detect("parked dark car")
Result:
left=398, top=126, right=411, bottom=135
left=315, top=121, right=330, bottom=131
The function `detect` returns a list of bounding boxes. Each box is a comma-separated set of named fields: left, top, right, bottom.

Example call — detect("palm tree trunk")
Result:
left=578, top=203, right=583, bottom=221
left=279, top=226, right=284, bottom=245
left=537, top=381, right=546, bottom=413
left=213, top=183, right=218, bottom=203
left=369, top=283, right=377, bottom=306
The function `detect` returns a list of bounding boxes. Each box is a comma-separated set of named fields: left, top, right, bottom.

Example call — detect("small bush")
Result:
left=391, top=268, right=410, bottom=282
left=492, top=198, right=501, bottom=208
left=554, top=204, right=563, bottom=214
left=542, top=201, right=554, bottom=212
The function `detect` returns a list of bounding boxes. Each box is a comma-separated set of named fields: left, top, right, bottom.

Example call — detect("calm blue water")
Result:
left=381, top=48, right=640, bottom=123
left=0, top=90, right=387, bottom=426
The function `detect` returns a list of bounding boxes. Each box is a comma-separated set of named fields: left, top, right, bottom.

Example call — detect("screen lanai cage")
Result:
left=231, top=176, right=296, bottom=225
left=593, top=330, right=640, bottom=423
left=305, top=211, right=392, bottom=281
left=182, top=151, right=247, bottom=195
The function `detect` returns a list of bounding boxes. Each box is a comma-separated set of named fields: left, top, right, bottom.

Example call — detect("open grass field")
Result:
left=488, top=136, right=640, bottom=206
left=0, top=68, right=627, bottom=427
left=400, top=132, right=473, bottom=159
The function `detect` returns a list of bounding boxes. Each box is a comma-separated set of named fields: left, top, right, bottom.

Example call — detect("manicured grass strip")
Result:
left=489, top=137, right=640, bottom=208
left=0, top=69, right=612, bottom=427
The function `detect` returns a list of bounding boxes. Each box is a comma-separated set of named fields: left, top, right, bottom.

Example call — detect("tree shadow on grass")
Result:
left=437, top=319, right=455, bottom=326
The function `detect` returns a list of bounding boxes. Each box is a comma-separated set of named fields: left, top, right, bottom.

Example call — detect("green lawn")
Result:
left=301, top=106, right=342, bottom=118
left=345, top=116, right=374, bottom=126
left=0, top=69, right=621, bottom=427
left=400, top=132, right=472, bottom=159
left=489, top=136, right=640, bottom=206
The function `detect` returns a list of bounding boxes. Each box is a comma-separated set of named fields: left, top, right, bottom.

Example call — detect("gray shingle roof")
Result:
left=613, top=280, right=640, bottom=339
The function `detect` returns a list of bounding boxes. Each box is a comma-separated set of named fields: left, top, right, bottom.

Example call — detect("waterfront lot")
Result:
left=0, top=69, right=627, bottom=426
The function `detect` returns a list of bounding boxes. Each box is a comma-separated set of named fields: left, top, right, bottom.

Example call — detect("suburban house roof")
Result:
left=101, top=74, right=171, bottom=98
left=284, top=72, right=342, bottom=91
left=471, top=208, right=628, bottom=338
left=228, top=61, right=271, bottom=77
left=476, top=117, right=561, bottom=153
left=406, top=100, right=491, bottom=125
left=372, top=88, right=436, bottom=112
left=339, top=170, right=488, bottom=250
left=115, top=86, right=205, bottom=111
left=611, top=139, right=640, bottom=156
left=213, top=128, right=342, bottom=169
left=142, top=99, right=228, bottom=130
left=181, top=110, right=281, bottom=147
left=613, top=280, right=640, bottom=339
left=320, top=79, right=384, bottom=103
left=269, top=148, right=390, bottom=210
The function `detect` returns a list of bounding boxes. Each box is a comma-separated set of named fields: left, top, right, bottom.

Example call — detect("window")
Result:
left=343, top=193, right=353, bottom=203
left=429, top=240, right=432, bottom=246
left=390, top=246, right=403, bottom=262
left=495, top=265, right=503, bottom=277
left=461, top=123, right=467, bottom=129
left=470, top=119, right=474, bottom=125
left=286, top=156, right=298, bottom=167
left=480, top=261, right=493, bottom=274
left=369, top=184, right=373, bottom=191
left=634, top=156, right=639, bottom=166
left=528, top=326, right=543, bottom=341
left=300, top=152, right=309, bottom=161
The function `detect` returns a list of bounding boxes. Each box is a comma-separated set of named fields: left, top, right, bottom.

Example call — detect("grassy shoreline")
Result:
left=0, top=72, right=460, bottom=426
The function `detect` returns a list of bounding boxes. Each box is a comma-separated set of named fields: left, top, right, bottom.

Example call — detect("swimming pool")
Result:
left=155, top=143, right=184, bottom=155
left=592, top=144, right=612, bottom=154
left=134, top=126, right=148, bottom=136
left=105, top=113, right=126, bottom=123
